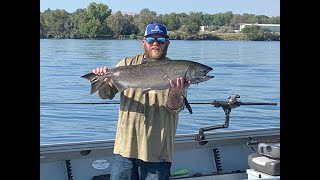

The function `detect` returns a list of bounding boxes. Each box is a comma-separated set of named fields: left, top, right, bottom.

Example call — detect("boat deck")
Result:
left=40, top=127, right=280, bottom=180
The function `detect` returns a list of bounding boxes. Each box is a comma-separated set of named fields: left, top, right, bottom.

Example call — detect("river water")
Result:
left=40, top=39, right=280, bottom=145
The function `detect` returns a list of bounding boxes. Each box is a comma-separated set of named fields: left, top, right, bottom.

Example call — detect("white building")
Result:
left=239, top=23, right=280, bottom=32
left=200, top=25, right=210, bottom=31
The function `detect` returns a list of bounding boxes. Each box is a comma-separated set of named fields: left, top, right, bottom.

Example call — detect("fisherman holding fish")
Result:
left=88, top=23, right=209, bottom=180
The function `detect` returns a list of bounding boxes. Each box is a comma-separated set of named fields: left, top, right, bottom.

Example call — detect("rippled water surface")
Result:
left=40, top=39, right=280, bottom=145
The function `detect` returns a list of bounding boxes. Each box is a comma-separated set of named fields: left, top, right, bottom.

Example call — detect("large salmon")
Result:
left=81, top=59, right=214, bottom=95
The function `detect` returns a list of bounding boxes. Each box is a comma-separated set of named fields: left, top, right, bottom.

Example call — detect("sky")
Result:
left=40, top=0, right=280, bottom=16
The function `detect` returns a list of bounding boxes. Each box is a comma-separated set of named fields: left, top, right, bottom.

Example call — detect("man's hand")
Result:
left=92, top=66, right=110, bottom=83
left=167, top=77, right=191, bottom=111
left=169, top=77, right=191, bottom=93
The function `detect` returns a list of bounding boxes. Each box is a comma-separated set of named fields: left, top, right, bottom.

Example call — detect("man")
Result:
left=92, top=23, right=191, bottom=180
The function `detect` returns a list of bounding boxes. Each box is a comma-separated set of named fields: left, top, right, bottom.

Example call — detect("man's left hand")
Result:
left=169, top=77, right=191, bottom=93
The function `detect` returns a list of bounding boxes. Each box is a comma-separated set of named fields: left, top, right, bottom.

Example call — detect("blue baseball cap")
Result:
left=144, top=23, right=169, bottom=38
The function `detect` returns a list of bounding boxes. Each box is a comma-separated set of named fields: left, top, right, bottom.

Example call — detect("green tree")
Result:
left=202, top=13, right=212, bottom=26
left=70, top=9, right=88, bottom=38
left=162, top=13, right=181, bottom=31
left=86, top=2, right=111, bottom=22
left=188, top=12, right=203, bottom=26
left=80, top=18, right=104, bottom=38
left=268, top=16, right=280, bottom=24
left=242, top=13, right=258, bottom=24
left=135, top=8, right=158, bottom=35
left=242, top=25, right=279, bottom=41
left=84, top=2, right=112, bottom=38
left=229, top=14, right=245, bottom=29
left=179, top=22, right=199, bottom=34
left=178, top=13, right=189, bottom=25
left=123, top=14, right=139, bottom=35
left=242, top=25, right=261, bottom=40
left=41, top=9, right=72, bottom=38
left=106, top=11, right=126, bottom=38
left=256, top=15, right=269, bottom=24
left=211, top=12, right=233, bottom=26
left=40, top=12, right=46, bottom=38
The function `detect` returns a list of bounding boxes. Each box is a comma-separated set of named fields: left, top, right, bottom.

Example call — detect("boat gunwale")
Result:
left=40, top=127, right=280, bottom=154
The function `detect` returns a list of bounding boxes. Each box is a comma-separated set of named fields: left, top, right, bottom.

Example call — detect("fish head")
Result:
left=186, top=63, right=214, bottom=84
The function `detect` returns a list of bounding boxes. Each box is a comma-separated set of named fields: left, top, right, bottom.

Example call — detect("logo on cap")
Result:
left=144, top=23, right=169, bottom=38
left=151, top=25, right=163, bottom=33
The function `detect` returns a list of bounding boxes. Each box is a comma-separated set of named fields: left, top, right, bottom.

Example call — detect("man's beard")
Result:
left=144, top=45, right=168, bottom=60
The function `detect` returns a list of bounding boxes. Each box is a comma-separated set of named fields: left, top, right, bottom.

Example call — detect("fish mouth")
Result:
left=190, top=67, right=214, bottom=84
left=201, top=67, right=213, bottom=77
left=205, top=68, right=213, bottom=74
left=191, top=75, right=214, bottom=84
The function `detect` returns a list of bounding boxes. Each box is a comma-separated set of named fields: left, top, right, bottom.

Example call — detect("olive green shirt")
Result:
left=98, top=53, right=184, bottom=162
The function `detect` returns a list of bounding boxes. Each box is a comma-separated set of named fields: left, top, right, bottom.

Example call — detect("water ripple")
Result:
left=40, top=39, right=280, bottom=145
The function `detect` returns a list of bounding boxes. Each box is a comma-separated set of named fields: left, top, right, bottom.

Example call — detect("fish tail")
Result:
left=81, top=72, right=97, bottom=81
left=81, top=73, right=105, bottom=94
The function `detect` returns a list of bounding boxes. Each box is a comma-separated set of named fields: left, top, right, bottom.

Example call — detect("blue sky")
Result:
left=40, top=0, right=280, bottom=16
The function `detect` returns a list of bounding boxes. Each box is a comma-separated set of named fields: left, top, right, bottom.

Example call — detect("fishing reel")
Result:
left=195, top=95, right=277, bottom=145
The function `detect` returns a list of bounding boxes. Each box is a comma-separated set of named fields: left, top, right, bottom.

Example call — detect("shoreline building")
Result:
left=239, top=23, right=280, bottom=32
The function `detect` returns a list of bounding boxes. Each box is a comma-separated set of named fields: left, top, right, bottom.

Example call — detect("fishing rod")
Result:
left=40, top=101, right=213, bottom=115
left=40, top=102, right=277, bottom=105
left=40, top=102, right=216, bottom=105
left=195, top=94, right=278, bottom=145
left=41, top=94, right=278, bottom=146
left=41, top=102, right=121, bottom=105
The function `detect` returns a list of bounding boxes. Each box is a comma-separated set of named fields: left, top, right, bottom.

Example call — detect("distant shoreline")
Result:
left=40, top=32, right=280, bottom=41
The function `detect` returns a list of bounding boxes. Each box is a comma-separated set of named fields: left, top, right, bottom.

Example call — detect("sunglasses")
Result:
left=145, top=37, right=167, bottom=44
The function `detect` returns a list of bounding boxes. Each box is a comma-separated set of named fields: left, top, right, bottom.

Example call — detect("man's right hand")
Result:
left=92, top=66, right=110, bottom=82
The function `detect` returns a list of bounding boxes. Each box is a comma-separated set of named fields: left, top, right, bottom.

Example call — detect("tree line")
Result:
left=40, top=2, right=280, bottom=40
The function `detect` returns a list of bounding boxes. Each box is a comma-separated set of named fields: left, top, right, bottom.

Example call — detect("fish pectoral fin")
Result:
left=81, top=73, right=103, bottom=95
left=90, top=78, right=105, bottom=94
left=141, top=88, right=152, bottom=95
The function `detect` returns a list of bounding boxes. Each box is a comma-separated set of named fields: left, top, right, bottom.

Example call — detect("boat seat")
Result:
left=247, top=142, right=280, bottom=176
left=258, top=143, right=280, bottom=159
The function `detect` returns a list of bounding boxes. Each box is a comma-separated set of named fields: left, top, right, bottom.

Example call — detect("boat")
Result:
left=40, top=95, right=280, bottom=180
